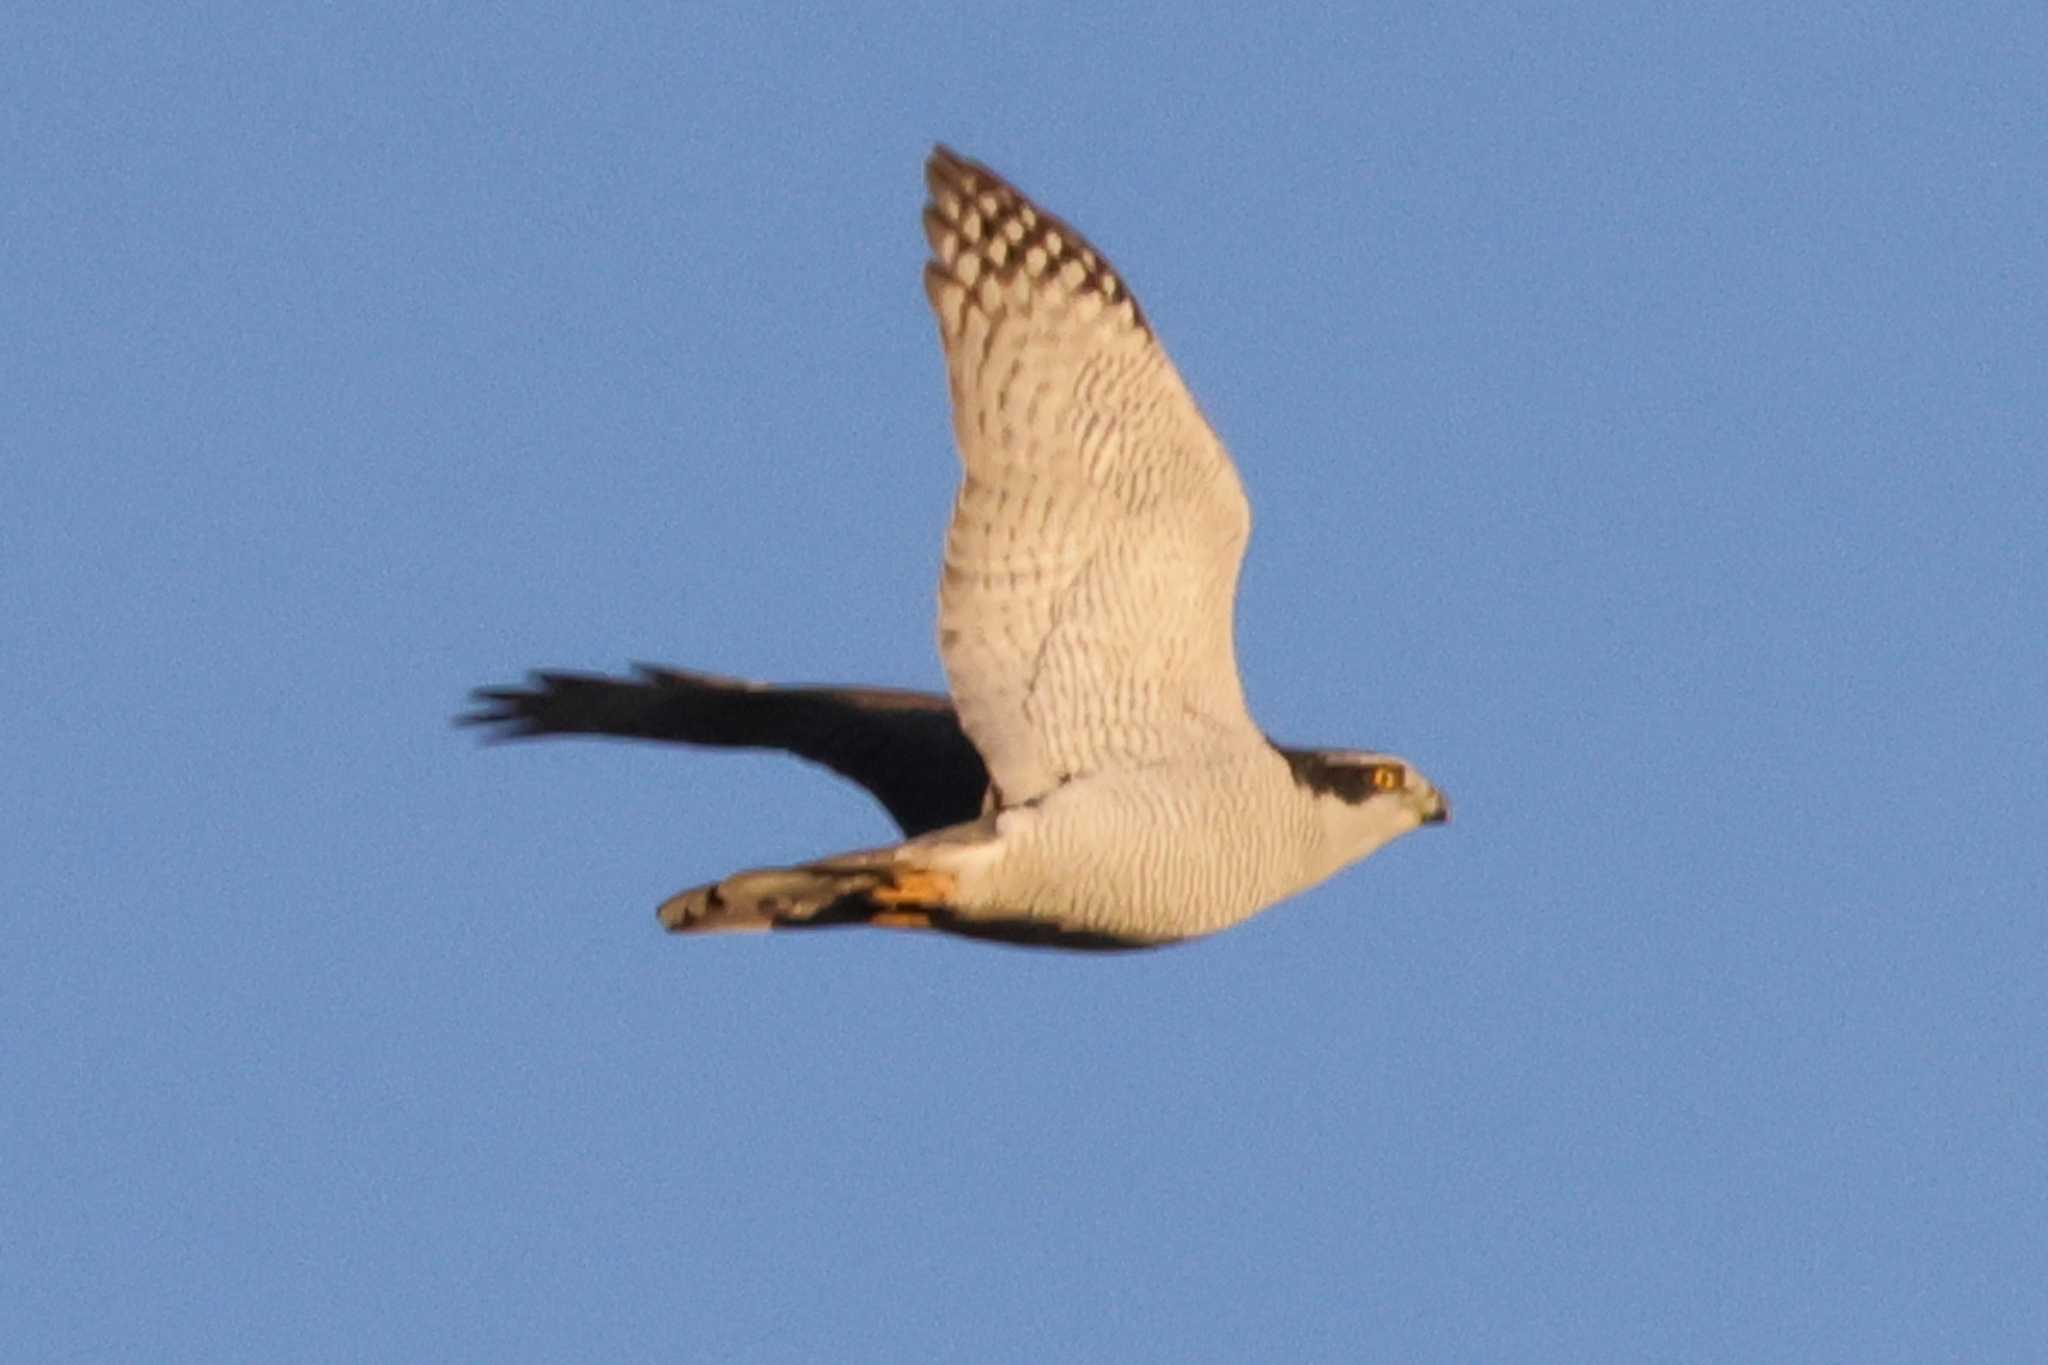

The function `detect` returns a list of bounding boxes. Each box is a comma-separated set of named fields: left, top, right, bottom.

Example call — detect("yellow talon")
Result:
left=872, top=868, right=955, bottom=907
left=869, top=909, right=936, bottom=930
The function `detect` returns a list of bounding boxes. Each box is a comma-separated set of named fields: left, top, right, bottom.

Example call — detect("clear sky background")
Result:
left=6, top=4, right=2043, bottom=1360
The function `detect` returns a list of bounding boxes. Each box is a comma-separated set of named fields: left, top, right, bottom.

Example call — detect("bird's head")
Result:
left=1275, top=746, right=1450, bottom=885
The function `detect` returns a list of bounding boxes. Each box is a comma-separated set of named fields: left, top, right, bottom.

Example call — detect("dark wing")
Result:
left=459, top=664, right=989, bottom=838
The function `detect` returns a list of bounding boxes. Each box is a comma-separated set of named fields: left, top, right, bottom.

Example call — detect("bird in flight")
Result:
left=465, top=146, right=1448, bottom=950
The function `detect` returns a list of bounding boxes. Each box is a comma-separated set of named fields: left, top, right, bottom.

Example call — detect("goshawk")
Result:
left=466, top=147, right=1448, bottom=949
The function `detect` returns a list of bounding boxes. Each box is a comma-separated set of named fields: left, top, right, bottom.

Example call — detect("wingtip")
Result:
left=926, top=143, right=997, bottom=198
left=454, top=677, right=555, bottom=737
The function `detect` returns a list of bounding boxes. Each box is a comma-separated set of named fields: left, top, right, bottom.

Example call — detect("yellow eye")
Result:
left=1371, top=764, right=1405, bottom=793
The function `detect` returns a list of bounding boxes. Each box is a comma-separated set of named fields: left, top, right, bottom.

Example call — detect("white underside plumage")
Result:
left=649, top=147, right=1447, bottom=948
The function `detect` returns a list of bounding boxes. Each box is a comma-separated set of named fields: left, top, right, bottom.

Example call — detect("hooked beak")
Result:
left=1420, top=788, right=1451, bottom=825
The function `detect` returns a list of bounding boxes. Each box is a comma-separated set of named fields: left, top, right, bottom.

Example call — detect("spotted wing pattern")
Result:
left=921, top=147, right=1259, bottom=806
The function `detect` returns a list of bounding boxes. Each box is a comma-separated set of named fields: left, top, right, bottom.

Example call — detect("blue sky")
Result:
left=6, top=3, right=2043, bottom=1359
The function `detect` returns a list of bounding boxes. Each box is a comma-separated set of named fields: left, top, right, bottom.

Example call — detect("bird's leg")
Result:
left=658, top=854, right=958, bottom=935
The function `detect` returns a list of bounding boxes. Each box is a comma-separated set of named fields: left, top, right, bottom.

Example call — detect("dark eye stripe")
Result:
left=1274, top=746, right=1400, bottom=805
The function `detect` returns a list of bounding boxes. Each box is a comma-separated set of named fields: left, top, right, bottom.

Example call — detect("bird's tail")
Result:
left=658, top=850, right=958, bottom=936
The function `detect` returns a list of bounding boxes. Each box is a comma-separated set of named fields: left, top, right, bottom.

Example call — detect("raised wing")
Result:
left=459, top=664, right=988, bottom=837
left=921, top=147, right=1258, bottom=806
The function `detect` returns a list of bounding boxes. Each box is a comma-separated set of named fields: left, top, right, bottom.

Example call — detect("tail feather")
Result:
left=655, top=819, right=1167, bottom=951
left=658, top=855, right=942, bottom=936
